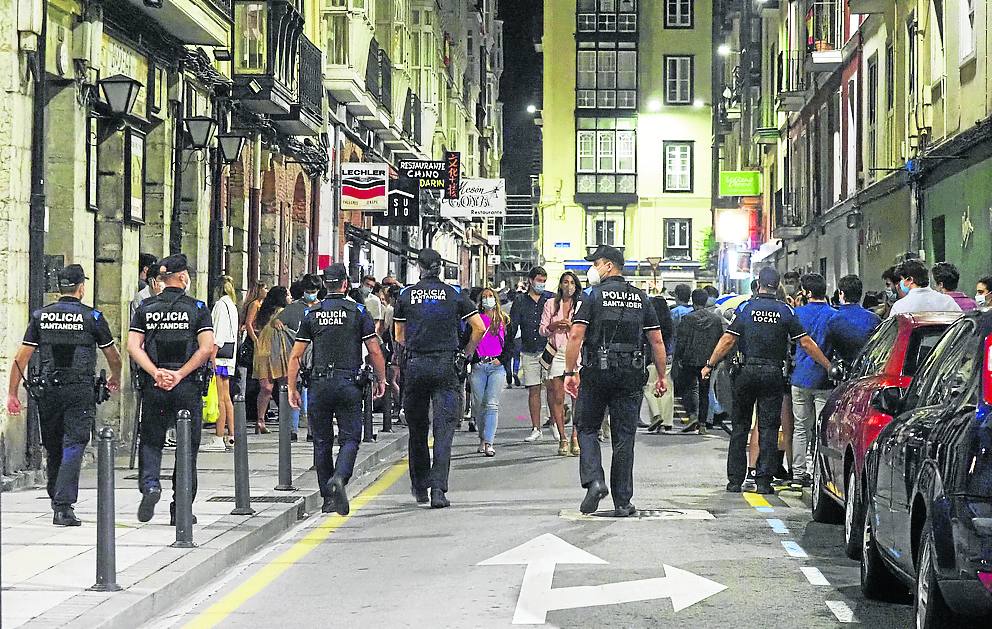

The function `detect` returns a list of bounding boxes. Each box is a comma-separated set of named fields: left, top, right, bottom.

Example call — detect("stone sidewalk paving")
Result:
left=0, top=423, right=407, bottom=629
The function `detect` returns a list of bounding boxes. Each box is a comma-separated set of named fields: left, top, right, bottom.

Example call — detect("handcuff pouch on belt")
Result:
left=94, top=369, right=111, bottom=405
left=24, top=366, right=46, bottom=401
left=195, top=366, right=212, bottom=396
left=453, top=352, right=468, bottom=381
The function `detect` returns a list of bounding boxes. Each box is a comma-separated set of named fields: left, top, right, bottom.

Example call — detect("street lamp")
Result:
left=717, top=44, right=732, bottom=57
left=184, top=116, right=218, bottom=150
left=647, top=99, right=662, bottom=112
left=98, top=74, right=143, bottom=116
left=526, top=104, right=537, bottom=114
left=216, top=133, right=247, bottom=165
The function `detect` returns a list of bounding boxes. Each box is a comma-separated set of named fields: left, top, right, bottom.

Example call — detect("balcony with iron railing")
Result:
left=273, top=34, right=324, bottom=136
left=232, top=0, right=304, bottom=116
left=776, top=51, right=807, bottom=111
left=806, top=0, right=844, bottom=71
left=378, top=49, right=393, bottom=114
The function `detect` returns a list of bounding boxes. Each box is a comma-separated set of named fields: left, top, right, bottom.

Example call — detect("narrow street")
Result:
left=150, top=388, right=913, bottom=628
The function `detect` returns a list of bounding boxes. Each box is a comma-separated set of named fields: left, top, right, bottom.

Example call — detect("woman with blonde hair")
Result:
left=203, top=276, right=239, bottom=451
left=470, top=286, right=513, bottom=457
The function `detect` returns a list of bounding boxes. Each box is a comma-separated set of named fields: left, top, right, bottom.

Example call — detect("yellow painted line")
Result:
left=743, top=492, right=772, bottom=509
left=184, top=460, right=409, bottom=629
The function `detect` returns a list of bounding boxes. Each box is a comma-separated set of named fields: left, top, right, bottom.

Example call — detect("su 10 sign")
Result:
left=718, top=171, right=762, bottom=197
left=440, top=178, right=506, bottom=218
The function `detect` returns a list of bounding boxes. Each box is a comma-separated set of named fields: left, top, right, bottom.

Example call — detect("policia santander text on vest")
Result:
left=7, top=264, right=123, bottom=527
left=563, top=245, right=669, bottom=518
left=287, top=263, right=387, bottom=517
left=127, top=254, right=216, bottom=525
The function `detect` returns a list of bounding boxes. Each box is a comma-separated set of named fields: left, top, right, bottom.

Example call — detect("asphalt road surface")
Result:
left=151, top=387, right=914, bottom=628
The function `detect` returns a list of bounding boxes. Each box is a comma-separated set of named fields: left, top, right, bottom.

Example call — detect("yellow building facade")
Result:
left=539, top=0, right=715, bottom=291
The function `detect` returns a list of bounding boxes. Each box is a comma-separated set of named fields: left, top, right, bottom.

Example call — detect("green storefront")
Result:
left=924, top=157, right=992, bottom=290
left=860, top=177, right=913, bottom=286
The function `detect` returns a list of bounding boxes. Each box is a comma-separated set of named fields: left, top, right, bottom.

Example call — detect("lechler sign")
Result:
left=342, top=163, right=388, bottom=212
left=719, top=171, right=762, bottom=197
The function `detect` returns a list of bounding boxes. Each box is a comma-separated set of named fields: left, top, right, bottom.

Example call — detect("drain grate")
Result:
left=206, top=495, right=302, bottom=503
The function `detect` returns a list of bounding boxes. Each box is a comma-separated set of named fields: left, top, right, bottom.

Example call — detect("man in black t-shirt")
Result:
left=128, top=254, right=215, bottom=524
left=7, top=264, right=122, bottom=526
left=394, top=249, right=485, bottom=509
left=288, top=263, right=385, bottom=516
left=564, top=245, right=668, bottom=517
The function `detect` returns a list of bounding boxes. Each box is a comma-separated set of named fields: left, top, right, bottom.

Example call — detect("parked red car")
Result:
left=811, top=312, right=959, bottom=558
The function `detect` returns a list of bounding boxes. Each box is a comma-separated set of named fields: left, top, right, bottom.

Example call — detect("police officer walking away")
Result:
left=394, top=249, right=485, bottom=508
left=6, top=265, right=122, bottom=526
left=701, top=267, right=832, bottom=494
left=563, top=245, right=668, bottom=516
left=127, top=254, right=216, bottom=523
left=287, top=264, right=386, bottom=515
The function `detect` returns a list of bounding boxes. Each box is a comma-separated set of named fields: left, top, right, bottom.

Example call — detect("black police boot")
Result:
left=412, top=487, right=429, bottom=504
left=430, top=488, right=450, bottom=509
left=321, top=497, right=336, bottom=513
left=327, top=476, right=350, bottom=516
left=53, top=507, right=81, bottom=527
left=580, top=480, right=609, bottom=514
left=754, top=481, right=776, bottom=495
left=614, top=504, right=637, bottom=518
left=137, top=487, right=162, bottom=523
left=169, top=502, right=198, bottom=526
left=725, top=482, right=742, bottom=493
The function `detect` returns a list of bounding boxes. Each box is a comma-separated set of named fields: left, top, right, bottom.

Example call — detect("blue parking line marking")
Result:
left=766, top=519, right=789, bottom=534
left=782, top=541, right=808, bottom=558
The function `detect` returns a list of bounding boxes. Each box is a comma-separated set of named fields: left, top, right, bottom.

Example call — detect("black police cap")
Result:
left=758, top=266, right=781, bottom=290
left=584, top=245, right=625, bottom=269
left=418, top=248, right=443, bottom=269
left=57, top=264, right=88, bottom=287
left=322, top=263, right=349, bottom=282
left=158, top=254, right=189, bottom=275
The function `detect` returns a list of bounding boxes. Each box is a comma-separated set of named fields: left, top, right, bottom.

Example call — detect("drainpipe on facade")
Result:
left=170, top=98, right=185, bottom=255
left=247, top=131, right=262, bottom=284
left=207, top=98, right=225, bottom=303
left=25, top=0, right=49, bottom=469
left=308, top=173, right=319, bottom=272
left=909, top=170, right=924, bottom=259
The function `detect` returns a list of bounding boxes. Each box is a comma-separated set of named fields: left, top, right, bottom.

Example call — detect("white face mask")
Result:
left=587, top=266, right=601, bottom=287
left=482, top=297, right=497, bottom=310
left=563, top=284, right=576, bottom=297
left=977, top=294, right=987, bottom=307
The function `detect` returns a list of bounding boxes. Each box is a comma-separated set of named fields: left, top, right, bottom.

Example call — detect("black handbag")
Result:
left=217, top=342, right=236, bottom=359
left=237, top=336, right=255, bottom=368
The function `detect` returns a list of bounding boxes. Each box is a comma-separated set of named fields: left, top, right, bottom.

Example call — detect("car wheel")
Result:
left=811, top=453, right=843, bottom=524
left=844, top=468, right=865, bottom=560
left=915, top=519, right=961, bottom=629
left=861, top=502, right=909, bottom=602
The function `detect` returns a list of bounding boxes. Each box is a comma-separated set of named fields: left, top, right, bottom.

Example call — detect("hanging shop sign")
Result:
left=342, top=163, right=388, bottom=212
left=444, top=151, right=461, bottom=200
left=718, top=171, right=762, bottom=197
left=375, top=177, right=420, bottom=226
left=399, top=160, right=447, bottom=190
left=440, top=178, right=506, bottom=218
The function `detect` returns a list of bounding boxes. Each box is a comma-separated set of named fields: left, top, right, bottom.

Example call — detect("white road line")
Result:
left=781, top=541, right=808, bottom=558
left=825, top=600, right=859, bottom=623
left=800, top=566, right=830, bottom=586
left=766, top=518, right=789, bottom=534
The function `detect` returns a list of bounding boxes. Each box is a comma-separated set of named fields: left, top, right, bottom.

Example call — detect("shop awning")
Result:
left=751, top=239, right=783, bottom=264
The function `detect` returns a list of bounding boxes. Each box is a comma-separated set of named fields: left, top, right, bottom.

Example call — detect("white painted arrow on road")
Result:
left=478, top=534, right=727, bottom=625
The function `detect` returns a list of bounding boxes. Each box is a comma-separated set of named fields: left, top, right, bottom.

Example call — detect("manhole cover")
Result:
left=206, top=496, right=302, bottom=503
left=559, top=508, right=715, bottom=521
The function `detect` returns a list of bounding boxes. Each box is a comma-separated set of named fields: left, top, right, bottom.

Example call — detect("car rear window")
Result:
left=902, top=326, right=950, bottom=377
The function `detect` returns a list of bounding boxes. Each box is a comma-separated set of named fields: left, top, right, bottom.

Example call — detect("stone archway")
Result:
left=291, top=173, right=309, bottom=279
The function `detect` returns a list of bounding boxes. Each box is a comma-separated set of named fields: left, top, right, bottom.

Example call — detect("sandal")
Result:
left=557, top=440, right=569, bottom=456
left=477, top=441, right=485, bottom=454
left=570, top=440, right=581, bottom=456
left=484, top=443, right=495, bottom=457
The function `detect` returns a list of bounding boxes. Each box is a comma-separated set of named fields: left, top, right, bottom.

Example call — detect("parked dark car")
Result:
left=861, top=310, right=992, bottom=628
left=812, top=313, right=956, bottom=559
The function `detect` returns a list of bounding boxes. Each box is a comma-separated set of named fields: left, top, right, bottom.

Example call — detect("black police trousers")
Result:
left=309, top=373, right=363, bottom=494
left=138, top=378, right=203, bottom=500
left=403, top=353, right=462, bottom=493
left=727, top=365, right=785, bottom=485
left=39, top=382, right=96, bottom=509
left=576, top=368, right=646, bottom=509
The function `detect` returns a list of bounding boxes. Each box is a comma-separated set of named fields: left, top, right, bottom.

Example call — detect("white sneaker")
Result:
left=199, top=435, right=227, bottom=452
left=524, top=428, right=543, bottom=442
left=165, top=428, right=177, bottom=448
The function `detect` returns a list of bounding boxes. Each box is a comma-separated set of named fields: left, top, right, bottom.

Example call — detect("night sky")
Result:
left=498, top=0, right=541, bottom=195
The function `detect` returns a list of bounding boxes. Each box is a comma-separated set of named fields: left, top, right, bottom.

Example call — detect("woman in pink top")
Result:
left=540, top=271, right=583, bottom=457
left=471, top=287, right=512, bottom=457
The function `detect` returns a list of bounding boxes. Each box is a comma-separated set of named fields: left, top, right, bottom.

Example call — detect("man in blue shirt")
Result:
left=790, top=273, right=837, bottom=485
left=825, top=275, right=881, bottom=366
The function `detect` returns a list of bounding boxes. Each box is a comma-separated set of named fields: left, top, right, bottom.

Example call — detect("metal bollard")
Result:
left=274, top=382, right=295, bottom=491
left=90, top=427, right=121, bottom=592
left=381, top=376, right=393, bottom=433
left=128, top=390, right=142, bottom=470
left=231, top=392, right=254, bottom=515
left=362, top=378, right=375, bottom=443
left=171, top=410, right=195, bottom=548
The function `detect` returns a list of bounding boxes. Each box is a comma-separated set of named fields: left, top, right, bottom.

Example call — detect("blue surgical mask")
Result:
left=899, top=279, right=910, bottom=295
left=533, top=282, right=547, bottom=293
left=482, top=297, right=497, bottom=310
left=304, top=292, right=319, bottom=303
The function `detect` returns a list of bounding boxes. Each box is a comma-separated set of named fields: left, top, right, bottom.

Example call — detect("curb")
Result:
left=0, top=469, right=48, bottom=493
left=22, top=432, right=408, bottom=629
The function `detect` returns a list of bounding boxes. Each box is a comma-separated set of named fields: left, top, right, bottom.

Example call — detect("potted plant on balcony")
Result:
left=814, top=6, right=834, bottom=52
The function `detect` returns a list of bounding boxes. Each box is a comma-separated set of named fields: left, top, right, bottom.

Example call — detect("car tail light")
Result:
left=984, top=334, right=992, bottom=406
left=863, top=408, right=891, bottom=451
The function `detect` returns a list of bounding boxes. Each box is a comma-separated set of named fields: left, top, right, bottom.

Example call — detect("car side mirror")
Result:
left=871, top=386, right=905, bottom=416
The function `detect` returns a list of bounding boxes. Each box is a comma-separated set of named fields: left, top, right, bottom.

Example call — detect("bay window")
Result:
left=576, top=118, right=637, bottom=195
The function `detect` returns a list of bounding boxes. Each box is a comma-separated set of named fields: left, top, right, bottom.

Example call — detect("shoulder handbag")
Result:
left=217, top=299, right=237, bottom=359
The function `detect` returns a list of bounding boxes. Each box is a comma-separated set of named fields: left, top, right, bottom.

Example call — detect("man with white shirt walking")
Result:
left=888, top=259, right=961, bottom=318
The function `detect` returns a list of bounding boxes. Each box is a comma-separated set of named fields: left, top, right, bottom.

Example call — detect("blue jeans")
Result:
left=290, top=388, right=308, bottom=432
left=471, top=362, right=506, bottom=443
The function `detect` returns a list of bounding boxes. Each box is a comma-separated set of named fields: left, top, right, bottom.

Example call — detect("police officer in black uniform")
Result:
left=394, top=249, right=485, bottom=509
left=701, top=267, right=832, bottom=494
left=563, top=245, right=668, bottom=516
left=127, top=254, right=216, bottom=523
left=287, top=263, right=386, bottom=516
left=6, top=265, right=122, bottom=526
